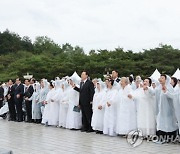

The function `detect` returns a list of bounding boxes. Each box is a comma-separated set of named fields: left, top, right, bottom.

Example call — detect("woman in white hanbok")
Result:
left=171, top=78, right=180, bottom=134
left=48, top=79, right=61, bottom=126
left=128, top=78, right=156, bottom=136
left=31, top=82, right=42, bottom=123
left=116, top=77, right=137, bottom=135
left=39, top=79, right=49, bottom=116
left=42, top=81, right=55, bottom=125
left=155, top=75, right=178, bottom=143
left=66, top=78, right=82, bottom=130
left=59, top=80, right=70, bottom=128
left=131, top=76, right=143, bottom=90
left=91, top=80, right=106, bottom=133
left=103, top=79, right=118, bottom=136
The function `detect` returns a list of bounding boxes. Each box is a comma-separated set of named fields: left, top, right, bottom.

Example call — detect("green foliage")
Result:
left=0, top=29, right=33, bottom=54
left=33, top=36, right=61, bottom=55
left=0, top=30, right=180, bottom=81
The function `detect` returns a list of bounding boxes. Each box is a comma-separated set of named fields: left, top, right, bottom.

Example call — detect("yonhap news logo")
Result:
left=127, top=129, right=180, bottom=147
left=127, top=129, right=143, bottom=147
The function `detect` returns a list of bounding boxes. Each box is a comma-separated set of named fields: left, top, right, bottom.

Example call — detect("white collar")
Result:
left=115, top=77, right=119, bottom=80
left=83, top=79, right=87, bottom=83
left=25, top=85, right=30, bottom=88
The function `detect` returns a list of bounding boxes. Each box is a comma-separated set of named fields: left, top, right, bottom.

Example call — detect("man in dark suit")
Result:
left=14, top=78, right=24, bottom=122
left=24, top=79, right=34, bottom=122
left=0, top=83, right=4, bottom=109
left=112, top=70, right=120, bottom=82
left=72, top=71, right=95, bottom=133
left=7, top=79, right=16, bottom=121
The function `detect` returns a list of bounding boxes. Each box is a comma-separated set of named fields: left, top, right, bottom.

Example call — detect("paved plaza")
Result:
left=0, top=118, right=180, bottom=154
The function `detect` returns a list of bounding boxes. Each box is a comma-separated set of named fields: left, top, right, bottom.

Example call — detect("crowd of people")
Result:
left=0, top=70, right=180, bottom=144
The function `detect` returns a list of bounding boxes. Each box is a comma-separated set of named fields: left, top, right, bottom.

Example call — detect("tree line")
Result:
left=0, top=29, right=180, bottom=81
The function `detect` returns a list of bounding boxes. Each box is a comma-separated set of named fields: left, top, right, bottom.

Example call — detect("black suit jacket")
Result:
left=7, top=85, right=15, bottom=102
left=0, top=87, right=4, bottom=101
left=74, top=79, right=95, bottom=106
left=24, top=85, right=34, bottom=99
left=14, top=83, right=24, bottom=102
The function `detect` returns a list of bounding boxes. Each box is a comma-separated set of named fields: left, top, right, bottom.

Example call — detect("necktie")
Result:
left=25, top=87, right=28, bottom=91
left=80, top=81, right=84, bottom=89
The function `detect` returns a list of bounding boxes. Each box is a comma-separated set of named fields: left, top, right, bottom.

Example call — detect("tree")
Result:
left=0, top=29, right=22, bottom=54
left=21, top=36, right=34, bottom=52
left=33, top=36, right=61, bottom=54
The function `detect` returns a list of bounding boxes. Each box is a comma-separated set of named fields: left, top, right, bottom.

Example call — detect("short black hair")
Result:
left=161, top=74, right=167, bottom=80
left=112, top=70, right=119, bottom=74
left=145, top=77, right=152, bottom=87
left=30, top=78, right=36, bottom=83
left=82, top=70, right=89, bottom=76
left=8, top=79, right=14, bottom=83
left=49, top=81, right=54, bottom=88
left=16, top=77, right=22, bottom=81
left=129, top=76, right=134, bottom=83
left=171, top=77, right=178, bottom=88
left=24, top=79, right=30, bottom=82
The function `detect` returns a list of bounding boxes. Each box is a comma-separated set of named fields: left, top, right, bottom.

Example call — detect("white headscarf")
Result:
left=96, top=80, right=106, bottom=92
left=55, top=78, right=62, bottom=89
left=34, top=82, right=40, bottom=92
left=62, top=79, right=69, bottom=90
left=41, top=79, right=49, bottom=89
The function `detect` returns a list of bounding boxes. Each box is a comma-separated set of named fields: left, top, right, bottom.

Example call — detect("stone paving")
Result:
left=0, top=118, right=180, bottom=154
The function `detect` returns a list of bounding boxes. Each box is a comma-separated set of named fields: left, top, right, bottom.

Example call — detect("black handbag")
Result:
left=73, top=105, right=80, bottom=112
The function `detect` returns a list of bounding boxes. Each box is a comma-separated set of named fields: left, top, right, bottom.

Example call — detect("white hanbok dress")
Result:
left=66, top=87, right=82, bottom=129
left=59, top=88, right=69, bottom=127
left=39, top=87, right=49, bottom=116
left=116, top=85, right=137, bottom=135
left=48, top=88, right=60, bottom=126
left=155, top=77, right=178, bottom=132
left=103, top=88, right=118, bottom=136
left=41, top=88, right=55, bottom=124
left=91, top=89, right=106, bottom=131
left=31, top=90, right=41, bottom=120
left=173, top=85, right=180, bottom=133
left=132, top=87, right=156, bottom=136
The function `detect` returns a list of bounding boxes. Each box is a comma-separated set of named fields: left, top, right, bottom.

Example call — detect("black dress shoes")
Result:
left=96, top=131, right=103, bottom=134
left=81, top=129, right=87, bottom=132
left=86, top=129, right=94, bottom=133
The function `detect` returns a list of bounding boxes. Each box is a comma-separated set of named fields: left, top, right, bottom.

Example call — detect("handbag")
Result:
left=73, top=105, right=80, bottom=112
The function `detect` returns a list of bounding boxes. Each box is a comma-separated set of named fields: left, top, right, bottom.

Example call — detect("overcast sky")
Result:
left=0, top=0, right=180, bottom=53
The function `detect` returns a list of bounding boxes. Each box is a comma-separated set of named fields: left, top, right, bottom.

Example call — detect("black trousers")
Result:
left=8, top=100, right=16, bottom=120
left=80, top=104, right=93, bottom=131
left=25, top=100, right=32, bottom=122
left=15, top=100, right=23, bottom=121
left=0, top=100, right=3, bottom=108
